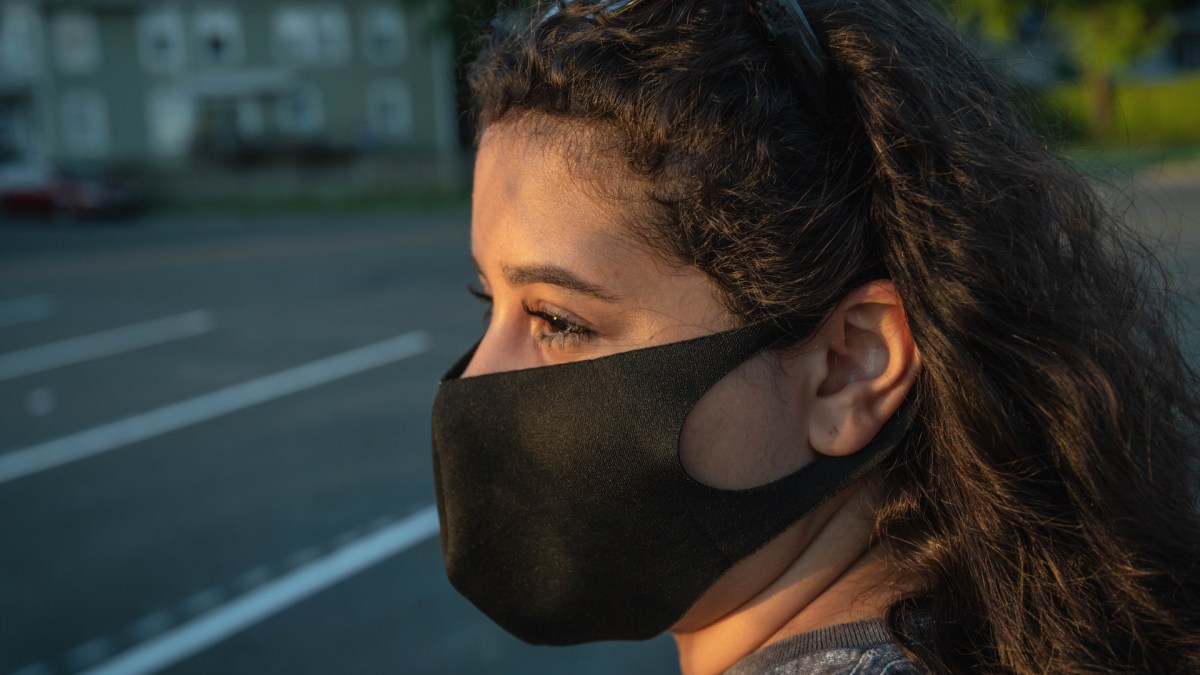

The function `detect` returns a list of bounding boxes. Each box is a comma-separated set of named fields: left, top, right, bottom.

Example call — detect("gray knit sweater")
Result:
left=724, top=619, right=925, bottom=675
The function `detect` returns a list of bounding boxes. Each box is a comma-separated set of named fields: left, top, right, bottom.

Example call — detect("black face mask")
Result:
left=431, top=322, right=909, bottom=646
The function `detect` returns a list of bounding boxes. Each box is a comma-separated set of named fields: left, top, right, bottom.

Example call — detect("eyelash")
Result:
left=467, top=284, right=593, bottom=350
left=522, top=301, right=593, bottom=350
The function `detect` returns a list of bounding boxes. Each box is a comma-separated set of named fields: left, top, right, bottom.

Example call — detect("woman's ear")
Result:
left=798, top=281, right=920, bottom=458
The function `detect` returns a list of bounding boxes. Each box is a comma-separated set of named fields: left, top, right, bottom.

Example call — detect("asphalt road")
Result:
left=0, top=170, right=1196, bottom=675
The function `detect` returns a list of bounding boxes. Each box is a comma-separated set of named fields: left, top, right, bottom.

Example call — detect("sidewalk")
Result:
left=1138, top=157, right=1200, bottom=189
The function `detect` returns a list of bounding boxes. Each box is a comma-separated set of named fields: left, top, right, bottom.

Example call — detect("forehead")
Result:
left=472, top=120, right=645, bottom=262
left=476, top=119, right=631, bottom=209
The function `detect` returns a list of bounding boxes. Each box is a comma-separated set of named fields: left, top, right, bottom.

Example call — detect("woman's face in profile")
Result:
left=463, top=121, right=855, bottom=629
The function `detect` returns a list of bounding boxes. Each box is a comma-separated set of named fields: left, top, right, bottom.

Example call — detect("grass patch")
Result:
left=1042, top=72, right=1200, bottom=145
left=1013, top=72, right=1200, bottom=178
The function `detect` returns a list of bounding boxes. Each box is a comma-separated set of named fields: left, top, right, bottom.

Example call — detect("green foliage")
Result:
left=1049, top=4, right=1174, bottom=76
left=946, top=0, right=1175, bottom=77
left=1044, top=72, right=1200, bottom=143
left=945, top=0, right=1024, bottom=42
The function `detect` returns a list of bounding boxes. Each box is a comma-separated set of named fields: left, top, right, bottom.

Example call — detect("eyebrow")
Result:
left=472, top=256, right=621, bottom=302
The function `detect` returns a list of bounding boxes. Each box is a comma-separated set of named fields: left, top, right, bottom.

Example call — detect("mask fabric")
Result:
left=431, top=321, right=910, bottom=645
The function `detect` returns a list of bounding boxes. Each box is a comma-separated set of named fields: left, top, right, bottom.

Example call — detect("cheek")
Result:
left=678, top=354, right=816, bottom=489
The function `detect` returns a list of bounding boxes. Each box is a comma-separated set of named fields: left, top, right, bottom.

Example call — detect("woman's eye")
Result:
left=466, top=284, right=593, bottom=351
left=522, top=301, right=593, bottom=350
left=541, top=311, right=577, bottom=334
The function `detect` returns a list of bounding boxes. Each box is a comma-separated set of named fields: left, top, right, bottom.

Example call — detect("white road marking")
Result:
left=0, top=310, right=215, bottom=382
left=0, top=331, right=430, bottom=486
left=80, top=505, right=440, bottom=675
left=0, top=294, right=54, bottom=328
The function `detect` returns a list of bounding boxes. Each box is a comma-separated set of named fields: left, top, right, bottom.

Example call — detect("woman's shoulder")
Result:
left=724, top=619, right=926, bottom=675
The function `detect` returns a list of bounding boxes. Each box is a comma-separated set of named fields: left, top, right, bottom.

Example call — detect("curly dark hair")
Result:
left=468, top=0, right=1200, bottom=671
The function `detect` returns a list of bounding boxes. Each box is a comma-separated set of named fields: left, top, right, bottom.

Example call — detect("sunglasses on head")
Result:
left=540, top=0, right=830, bottom=119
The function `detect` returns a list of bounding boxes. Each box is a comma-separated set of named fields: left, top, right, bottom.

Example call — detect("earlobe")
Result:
left=805, top=281, right=920, bottom=458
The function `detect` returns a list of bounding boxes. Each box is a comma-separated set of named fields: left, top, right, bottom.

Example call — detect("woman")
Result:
left=430, top=0, right=1200, bottom=672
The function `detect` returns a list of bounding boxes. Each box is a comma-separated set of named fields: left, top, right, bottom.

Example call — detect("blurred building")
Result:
left=0, top=0, right=462, bottom=198
left=1168, top=6, right=1200, bottom=71
left=998, top=3, right=1200, bottom=86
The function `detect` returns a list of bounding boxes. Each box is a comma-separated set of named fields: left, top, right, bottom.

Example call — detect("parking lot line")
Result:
left=80, top=505, right=440, bottom=675
left=0, top=310, right=215, bottom=382
left=0, top=330, right=431, bottom=486
left=0, top=294, right=54, bottom=328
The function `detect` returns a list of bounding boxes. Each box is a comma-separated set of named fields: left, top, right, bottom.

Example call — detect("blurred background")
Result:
left=0, top=0, right=1197, bottom=673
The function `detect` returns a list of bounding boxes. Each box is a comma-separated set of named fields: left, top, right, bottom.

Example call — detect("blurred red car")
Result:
left=0, top=162, right=140, bottom=220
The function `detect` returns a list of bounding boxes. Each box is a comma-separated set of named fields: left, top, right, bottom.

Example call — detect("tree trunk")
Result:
left=1087, top=70, right=1115, bottom=139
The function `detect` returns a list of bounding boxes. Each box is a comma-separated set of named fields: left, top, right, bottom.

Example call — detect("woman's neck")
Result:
left=670, top=489, right=906, bottom=675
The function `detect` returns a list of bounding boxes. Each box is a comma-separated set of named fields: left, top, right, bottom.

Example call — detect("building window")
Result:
left=60, top=89, right=110, bottom=158
left=145, top=87, right=194, bottom=157
left=273, top=5, right=349, bottom=67
left=193, top=7, right=244, bottom=67
left=273, top=7, right=317, bottom=65
left=365, top=79, right=413, bottom=140
left=1, top=4, right=42, bottom=78
left=138, top=8, right=186, bottom=73
left=276, top=83, right=324, bottom=136
left=361, top=5, right=406, bottom=66
left=53, top=10, right=101, bottom=74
